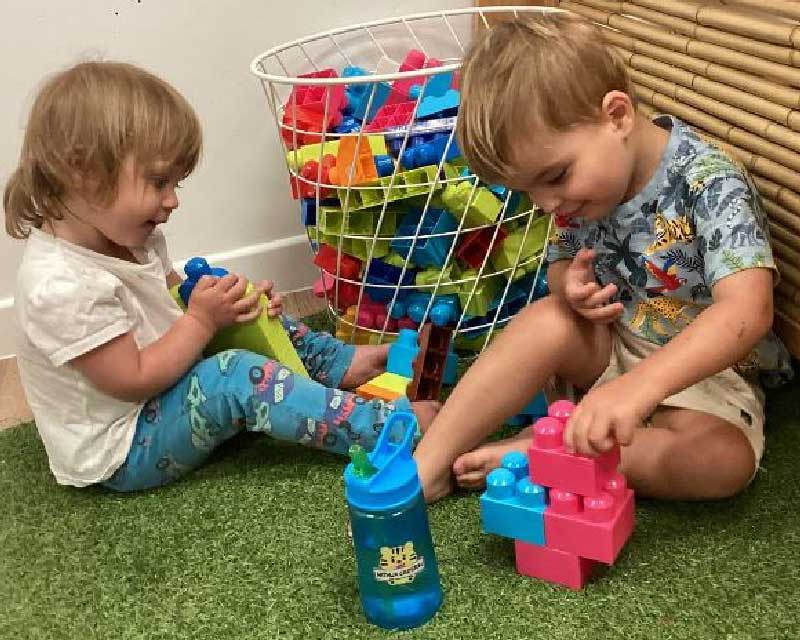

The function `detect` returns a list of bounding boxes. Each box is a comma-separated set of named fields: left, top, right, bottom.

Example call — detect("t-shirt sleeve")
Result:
left=693, top=173, right=777, bottom=287
left=148, top=227, right=175, bottom=275
left=22, top=269, right=133, bottom=367
left=546, top=214, right=588, bottom=263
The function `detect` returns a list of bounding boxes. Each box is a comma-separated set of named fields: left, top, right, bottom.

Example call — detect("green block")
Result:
left=170, top=285, right=309, bottom=378
left=317, top=203, right=399, bottom=237
left=340, top=166, right=442, bottom=211
left=416, top=263, right=461, bottom=295
left=489, top=214, right=550, bottom=274
left=441, top=182, right=503, bottom=228
left=285, top=135, right=388, bottom=171
left=457, top=268, right=503, bottom=316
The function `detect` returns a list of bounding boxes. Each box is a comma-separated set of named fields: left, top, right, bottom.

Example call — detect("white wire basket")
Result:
left=250, top=5, right=557, bottom=354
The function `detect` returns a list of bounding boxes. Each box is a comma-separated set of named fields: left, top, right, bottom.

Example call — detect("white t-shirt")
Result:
left=15, top=228, right=183, bottom=486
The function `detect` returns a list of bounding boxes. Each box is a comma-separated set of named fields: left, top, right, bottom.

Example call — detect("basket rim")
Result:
left=249, top=5, right=563, bottom=86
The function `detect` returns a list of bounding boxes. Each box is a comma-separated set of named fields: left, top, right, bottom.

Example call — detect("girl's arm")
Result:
left=70, top=274, right=262, bottom=402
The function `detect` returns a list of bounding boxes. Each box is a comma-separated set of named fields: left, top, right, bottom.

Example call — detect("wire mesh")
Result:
left=250, top=6, right=559, bottom=355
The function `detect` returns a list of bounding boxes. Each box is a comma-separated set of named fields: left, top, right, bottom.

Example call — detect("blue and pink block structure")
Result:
left=480, top=399, right=635, bottom=590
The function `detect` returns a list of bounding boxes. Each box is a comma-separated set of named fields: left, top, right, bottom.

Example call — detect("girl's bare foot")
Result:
left=452, top=427, right=534, bottom=490
left=416, top=457, right=455, bottom=504
left=340, top=343, right=390, bottom=389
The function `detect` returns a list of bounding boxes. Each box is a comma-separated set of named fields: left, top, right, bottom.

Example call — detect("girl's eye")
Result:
left=151, top=176, right=169, bottom=190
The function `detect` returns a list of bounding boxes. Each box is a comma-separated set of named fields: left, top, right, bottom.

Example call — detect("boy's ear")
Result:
left=601, top=91, right=635, bottom=137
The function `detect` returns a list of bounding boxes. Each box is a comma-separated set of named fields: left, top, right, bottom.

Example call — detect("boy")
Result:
left=414, top=12, right=792, bottom=502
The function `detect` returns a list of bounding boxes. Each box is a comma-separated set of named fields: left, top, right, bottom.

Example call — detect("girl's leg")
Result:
left=103, top=349, right=411, bottom=492
left=279, top=314, right=389, bottom=390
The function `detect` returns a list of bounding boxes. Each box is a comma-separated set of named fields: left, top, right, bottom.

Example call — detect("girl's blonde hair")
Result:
left=457, top=12, right=634, bottom=184
left=4, top=61, right=202, bottom=238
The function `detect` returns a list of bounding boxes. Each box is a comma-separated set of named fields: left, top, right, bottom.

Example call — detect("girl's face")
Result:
left=94, top=155, right=182, bottom=248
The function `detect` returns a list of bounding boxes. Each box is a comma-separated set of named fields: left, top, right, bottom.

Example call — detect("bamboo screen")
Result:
left=477, top=0, right=800, bottom=357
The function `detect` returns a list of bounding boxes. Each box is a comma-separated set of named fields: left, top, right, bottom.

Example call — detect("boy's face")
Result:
left=92, top=155, right=182, bottom=248
left=505, top=104, right=636, bottom=222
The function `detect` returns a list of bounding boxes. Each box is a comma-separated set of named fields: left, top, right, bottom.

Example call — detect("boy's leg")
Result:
left=280, top=315, right=389, bottom=389
left=414, top=296, right=613, bottom=501
left=103, top=349, right=411, bottom=492
left=620, top=407, right=756, bottom=500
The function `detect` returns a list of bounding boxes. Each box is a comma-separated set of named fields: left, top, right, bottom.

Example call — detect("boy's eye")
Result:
left=151, top=176, right=169, bottom=190
left=546, top=167, right=568, bottom=185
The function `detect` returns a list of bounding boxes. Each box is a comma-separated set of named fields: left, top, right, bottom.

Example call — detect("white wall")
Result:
left=0, top=0, right=473, bottom=357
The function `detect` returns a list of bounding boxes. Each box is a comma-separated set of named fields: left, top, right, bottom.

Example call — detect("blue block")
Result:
left=387, top=329, right=419, bottom=378
left=365, top=259, right=416, bottom=303
left=342, top=66, right=391, bottom=121
left=480, top=454, right=546, bottom=545
left=507, top=391, right=549, bottom=426
left=374, top=154, right=395, bottom=177
left=400, top=132, right=461, bottom=170
left=391, top=208, right=457, bottom=268
left=442, top=344, right=458, bottom=385
left=179, top=256, right=228, bottom=305
left=334, top=116, right=361, bottom=134
left=395, top=292, right=460, bottom=326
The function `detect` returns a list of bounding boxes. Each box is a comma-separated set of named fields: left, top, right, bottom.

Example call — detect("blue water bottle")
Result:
left=344, top=411, right=444, bottom=630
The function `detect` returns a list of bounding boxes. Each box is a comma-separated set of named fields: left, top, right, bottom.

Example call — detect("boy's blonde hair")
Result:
left=457, top=12, right=634, bottom=184
left=4, top=61, right=202, bottom=238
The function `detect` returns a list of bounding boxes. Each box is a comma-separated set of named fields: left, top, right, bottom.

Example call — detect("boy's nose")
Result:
left=162, top=188, right=179, bottom=209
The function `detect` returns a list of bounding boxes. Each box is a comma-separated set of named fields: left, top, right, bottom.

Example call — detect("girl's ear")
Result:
left=601, top=91, right=635, bottom=138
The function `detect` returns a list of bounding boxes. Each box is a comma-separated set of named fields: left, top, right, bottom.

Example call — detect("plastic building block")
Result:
left=383, top=115, right=457, bottom=140
left=456, top=226, right=508, bottom=269
left=415, top=263, right=460, bottom=295
left=457, top=269, right=503, bottom=317
left=515, top=541, right=596, bottom=591
left=313, top=244, right=362, bottom=279
left=338, top=165, right=442, bottom=211
left=391, top=50, right=441, bottom=99
left=410, top=71, right=460, bottom=119
left=312, top=271, right=360, bottom=312
left=365, top=258, right=416, bottom=303
left=480, top=462, right=547, bottom=545
left=335, top=307, right=384, bottom=345
left=317, top=203, right=398, bottom=237
left=364, top=102, right=416, bottom=133
left=355, top=295, right=388, bottom=330
left=528, top=414, right=621, bottom=498
left=391, top=207, right=457, bottom=268
left=400, top=132, right=461, bottom=170
left=285, top=68, right=346, bottom=115
left=386, top=328, right=419, bottom=378
left=178, top=256, right=228, bottom=305
left=285, top=136, right=387, bottom=172
left=342, top=66, right=395, bottom=121
left=291, top=155, right=337, bottom=200
left=543, top=475, right=635, bottom=564
left=441, top=182, right=503, bottom=228
left=489, top=216, right=550, bottom=274
left=172, top=258, right=308, bottom=377
left=356, top=372, right=410, bottom=401
left=374, top=154, right=395, bottom=177
left=334, top=116, right=361, bottom=134
left=327, top=136, right=378, bottom=187
left=391, top=292, right=459, bottom=326
left=407, top=323, right=453, bottom=401
left=507, top=391, right=549, bottom=427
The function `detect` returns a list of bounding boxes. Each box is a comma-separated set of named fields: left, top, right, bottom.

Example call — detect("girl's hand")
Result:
left=257, top=280, right=283, bottom=317
left=564, top=249, right=624, bottom=324
left=186, top=274, right=248, bottom=331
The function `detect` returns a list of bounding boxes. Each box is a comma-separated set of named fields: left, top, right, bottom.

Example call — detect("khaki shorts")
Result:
left=549, top=324, right=765, bottom=466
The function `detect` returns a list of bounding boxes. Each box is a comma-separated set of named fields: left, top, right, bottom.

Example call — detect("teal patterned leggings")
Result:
left=103, top=316, right=411, bottom=491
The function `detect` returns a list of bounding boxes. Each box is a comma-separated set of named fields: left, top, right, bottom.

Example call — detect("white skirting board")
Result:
left=0, top=233, right=318, bottom=359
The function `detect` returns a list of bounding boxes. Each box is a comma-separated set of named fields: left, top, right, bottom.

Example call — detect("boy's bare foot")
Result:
left=416, top=459, right=455, bottom=504
left=340, top=343, right=390, bottom=389
left=452, top=426, right=534, bottom=490
left=411, top=400, right=441, bottom=434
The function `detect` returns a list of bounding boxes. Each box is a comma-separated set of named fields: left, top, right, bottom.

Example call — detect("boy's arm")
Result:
left=631, top=267, right=773, bottom=405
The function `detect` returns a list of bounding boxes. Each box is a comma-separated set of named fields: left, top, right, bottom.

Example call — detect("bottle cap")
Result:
left=344, top=411, right=421, bottom=511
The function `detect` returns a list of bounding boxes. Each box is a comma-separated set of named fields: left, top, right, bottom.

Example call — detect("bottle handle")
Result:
left=370, top=411, right=417, bottom=472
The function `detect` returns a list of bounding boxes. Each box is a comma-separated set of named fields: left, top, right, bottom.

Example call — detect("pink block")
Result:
left=544, top=476, right=635, bottom=564
left=515, top=540, right=596, bottom=590
left=528, top=416, right=620, bottom=496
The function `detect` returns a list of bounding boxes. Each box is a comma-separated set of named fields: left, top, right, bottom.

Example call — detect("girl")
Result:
left=4, top=61, right=438, bottom=491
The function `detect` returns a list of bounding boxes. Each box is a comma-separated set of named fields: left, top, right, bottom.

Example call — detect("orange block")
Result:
left=328, top=136, right=378, bottom=186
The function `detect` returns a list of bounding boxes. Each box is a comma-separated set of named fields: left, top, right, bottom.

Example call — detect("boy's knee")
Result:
left=690, top=424, right=756, bottom=499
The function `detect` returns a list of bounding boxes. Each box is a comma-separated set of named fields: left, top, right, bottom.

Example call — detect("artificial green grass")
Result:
left=2, top=314, right=799, bottom=639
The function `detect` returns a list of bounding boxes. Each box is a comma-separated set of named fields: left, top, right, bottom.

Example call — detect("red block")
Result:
left=356, top=296, right=389, bottom=329
left=391, top=50, right=441, bottom=99
left=364, top=101, right=416, bottom=133
left=455, top=226, right=507, bottom=269
left=312, top=272, right=360, bottom=312
left=543, top=474, right=635, bottom=564
left=312, top=244, right=362, bottom=279
left=515, top=540, right=596, bottom=590
left=528, top=416, right=620, bottom=497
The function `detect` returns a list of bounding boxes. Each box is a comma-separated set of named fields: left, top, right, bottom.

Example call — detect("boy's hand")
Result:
left=563, top=374, right=658, bottom=455
left=186, top=273, right=248, bottom=331
left=564, top=249, right=624, bottom=324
